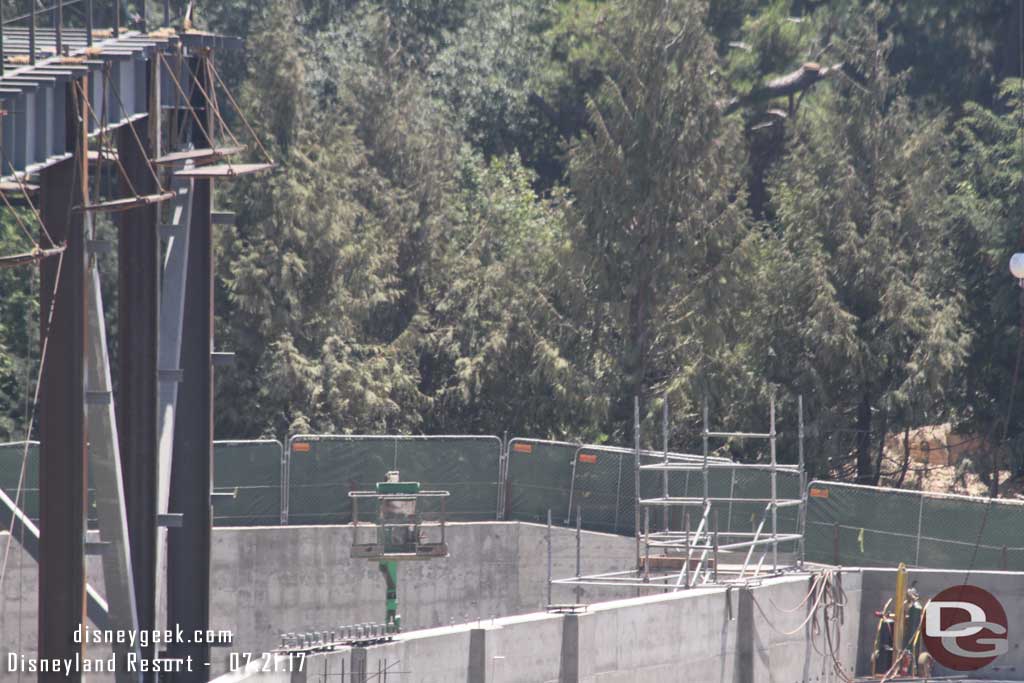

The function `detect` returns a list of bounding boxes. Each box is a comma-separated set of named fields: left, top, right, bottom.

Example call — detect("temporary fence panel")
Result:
left=212, top=440, right=283, bottom=526
left=570, top=445, right=738, bottom=535
left=504, top=438, right=577, bottom=525
left=286, top=435, right=501, bottom=524
left=0, top=441, right=40, bottom=522
left=804, top=480, right=1024, bottom=570
left=0, top=441, right=99, bottom=526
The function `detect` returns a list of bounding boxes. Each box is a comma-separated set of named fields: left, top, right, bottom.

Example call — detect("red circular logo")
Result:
left=922, top=584, right=1008, bottom=671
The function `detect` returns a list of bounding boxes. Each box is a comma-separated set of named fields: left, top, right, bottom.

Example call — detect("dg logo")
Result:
left=923, top=584, right=1009, bottom=671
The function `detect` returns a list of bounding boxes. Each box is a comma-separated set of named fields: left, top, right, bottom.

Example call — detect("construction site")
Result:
left=0, top=2, right=1023, bottom=683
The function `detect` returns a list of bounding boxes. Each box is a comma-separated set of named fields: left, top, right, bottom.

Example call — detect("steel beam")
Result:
left=165, top=54, right=215, bottom=678
left=85, top=257, right=143, bottom=682
left=37, top=79, right=87, bottom=683
left=117, top=118, right=159, bottom=679
left=166, top=173, right=213, bottom=678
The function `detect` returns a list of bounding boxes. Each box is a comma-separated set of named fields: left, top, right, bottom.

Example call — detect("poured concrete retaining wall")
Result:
left=856, top=567, right=1024, bottom=680
left=0, top=522, right=635, bottom=680
left=223, top=573, right=862, bottom=683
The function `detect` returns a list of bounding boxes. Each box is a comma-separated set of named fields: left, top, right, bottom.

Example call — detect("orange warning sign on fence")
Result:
left=809, top=487, right=829, bottom=499
left=292, top=442, right=311, bottom=453
left=512, top=443, right=533, bottom=454
left=578, top=453, right=598, bottom=464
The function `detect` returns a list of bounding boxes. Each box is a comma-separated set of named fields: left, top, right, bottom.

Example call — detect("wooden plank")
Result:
left=173, top=162, right=272, bottom=178
left=76, top=191, right=175, bottom=213
left=153, top=145, right=243, bottom=166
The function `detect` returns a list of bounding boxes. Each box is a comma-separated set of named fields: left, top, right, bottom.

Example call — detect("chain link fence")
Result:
left=804, top=480, right=1024, bottom=570
left=212, top=440, right=284, bottom=526
left=285, top=435, right=501, bottom=524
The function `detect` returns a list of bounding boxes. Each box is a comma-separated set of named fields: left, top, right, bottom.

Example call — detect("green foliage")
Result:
left=950, top=79, right=1024, bottom=442
left=565, top=0, right=755, bottom=438
left=2, top=0, right=1023, bottom=494
left=760, top=12, right=968, bottom=480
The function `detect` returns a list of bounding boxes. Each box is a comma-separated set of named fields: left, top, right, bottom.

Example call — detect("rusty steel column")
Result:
left=37, top=80, right=88, bottom=683
left=117, top=118, right=158, bottom=679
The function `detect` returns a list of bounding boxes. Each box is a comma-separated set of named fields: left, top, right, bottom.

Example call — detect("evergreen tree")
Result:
left=760, top=12, right=967, bottom=482
left=566, top=0, right=754, bottom=440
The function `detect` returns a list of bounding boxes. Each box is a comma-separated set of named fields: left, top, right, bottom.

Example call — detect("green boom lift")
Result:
left=349, top=471, right=450, bottom=632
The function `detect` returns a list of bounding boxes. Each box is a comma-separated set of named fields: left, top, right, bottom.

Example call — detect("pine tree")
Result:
left=761, top=12, right=967, bottom=482
left=566, top=0, right=753, bottom=439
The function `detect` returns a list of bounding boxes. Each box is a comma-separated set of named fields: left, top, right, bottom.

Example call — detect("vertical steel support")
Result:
left=797, top=395, right=806, bottom=567
left=633, top=396, right=641, bottom=566
left=55, top=0, right=63, bottom=56
left=86, top=257, right=143, bottom=683
left=702, top=397, right=709, bottom=506
left=661, top=395, right=668, bottom=532
left=37, top=79, right=88, bottom=683
left=683, top=512, right=691, bottom=589
left=574, top=506, right=582, bottom=604
left=167, top=55, right=215, bottom=678
left=86, top=0, right=93, bottom=47
left=29, top=0, right=36, bottom=65
left=546, top=509, right=552, bottom=607
left=770, top=394, right=778, bottom=573
left=114, top=0, right=121, bottom=37
left=118, top=119, right=159, bottom=680
left=164, top=0, right=170, bottom=28
left=166, top=171, right=213, bottom=677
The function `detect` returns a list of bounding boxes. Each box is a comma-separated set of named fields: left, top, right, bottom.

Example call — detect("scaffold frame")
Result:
left=549, top=392, right=807, bottom=595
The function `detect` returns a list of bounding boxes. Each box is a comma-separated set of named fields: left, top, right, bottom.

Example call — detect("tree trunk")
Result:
left=855, top=391, right=873, bottom=483
left=614, top=277, right=654, bottom=437
left=871, top=401, right=888, bottom=485
left=896, top=425, right=911, bottom=489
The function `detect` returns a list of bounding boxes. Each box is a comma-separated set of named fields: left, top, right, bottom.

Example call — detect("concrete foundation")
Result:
left=0, top=522, right=635, bottom=680
left=5, top=523, right=1024, bottom=683
left=215, top=573, right=862, bottom=683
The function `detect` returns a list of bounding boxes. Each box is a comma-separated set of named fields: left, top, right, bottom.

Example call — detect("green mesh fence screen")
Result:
left=212, top=440, right=283, bottom=526
left=565, top=445, right=800, bottom=537
left=804, top=481, right=1024, bottom=570
left=0, top=441, right=98, bottom=526
left=504, top=438, right=577, bottom=525
left=286, top=435, right=501, bottom=524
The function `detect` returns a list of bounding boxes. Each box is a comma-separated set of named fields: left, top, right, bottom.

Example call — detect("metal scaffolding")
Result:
left=550, top=393, right=807, bottom=595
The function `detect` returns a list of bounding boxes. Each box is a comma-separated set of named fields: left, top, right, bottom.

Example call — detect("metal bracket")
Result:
left=84, top=540, right=111, bottom=556
left=211, top=351, right=235, bottom=367
left=85, top=391, right=113, bottom=405
left=157, top=513, right=183, bottom=528
left=211, top=211, right=235, bottom=225
left=86, top=239, right=113, bottom=254
left=159, top=224, right=180, bottom=239
left=158, top=368, right=184, bottom=382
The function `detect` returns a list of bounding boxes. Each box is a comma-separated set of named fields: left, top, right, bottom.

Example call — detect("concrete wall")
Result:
left=0, top=522, right=635, bottom=680
left=221, top=573, right=862, bottom=683
left=856, top=567, right=1024, bottom=680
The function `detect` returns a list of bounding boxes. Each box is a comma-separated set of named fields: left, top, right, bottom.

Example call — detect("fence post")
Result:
left=496, top=431, right=508, bottom=520
left=832, top=522, right=840, bottom=566
left=914, top=493, right=924, bottom=567
left=281, top=436, right=292, bottom=525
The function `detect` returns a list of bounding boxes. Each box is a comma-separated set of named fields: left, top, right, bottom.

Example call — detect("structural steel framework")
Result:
left=0, top=4, right=264, bottom=682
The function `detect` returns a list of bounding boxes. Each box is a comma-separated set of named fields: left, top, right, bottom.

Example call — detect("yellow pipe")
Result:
left=893, top=563, right=907, bottom=658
